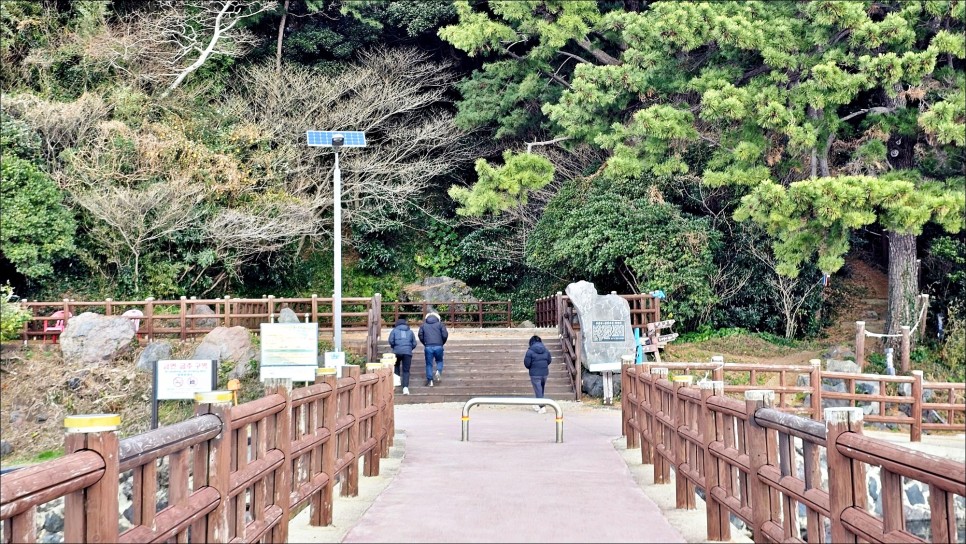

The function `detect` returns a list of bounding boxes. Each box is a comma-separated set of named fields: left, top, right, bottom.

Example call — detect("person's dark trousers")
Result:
left=395, top=354, right=412, bottom=388
left=530, top=376, right=547, bottom=398
left=424, top=345, right=444, bottom=380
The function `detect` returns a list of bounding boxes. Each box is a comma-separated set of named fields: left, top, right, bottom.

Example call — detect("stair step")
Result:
left=394, top=393, right=575, bottom=404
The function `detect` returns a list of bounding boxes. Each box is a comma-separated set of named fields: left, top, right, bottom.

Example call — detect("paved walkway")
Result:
left=290, top=402, right=686, bottom=543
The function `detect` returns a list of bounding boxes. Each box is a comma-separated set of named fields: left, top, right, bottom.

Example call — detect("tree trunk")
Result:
left=884, top=231, right=918, bottom=348
left=275, top=0, right=290, bottom=73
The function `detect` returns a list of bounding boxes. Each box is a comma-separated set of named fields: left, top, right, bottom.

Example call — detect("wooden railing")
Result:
left=378, top=300, right=512, bottom=328
left=21, top=295, right=514, bottom=344
left=621, top=363, right=966, bottom=543
left=535, top=292, right=660, bottom=332
left=636, top=360, right=965, bottom=441
left=0, top=366, right=394, bottom=543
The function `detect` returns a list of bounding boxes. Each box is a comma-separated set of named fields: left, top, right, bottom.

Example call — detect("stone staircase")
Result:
left=374, top=328, right=575, bottom=404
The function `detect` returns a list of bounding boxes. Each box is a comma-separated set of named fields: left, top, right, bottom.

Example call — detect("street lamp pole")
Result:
left=306, top=131, right=366, bottom=355
left=332, top=150, right=342, bottom=352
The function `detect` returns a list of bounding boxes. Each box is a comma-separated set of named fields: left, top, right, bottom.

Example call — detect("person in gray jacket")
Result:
left=388, top=318, right=417, bottom=395
left=418, top=312, right=448, bottom=387
left=524, top=335, right=552, bottom=412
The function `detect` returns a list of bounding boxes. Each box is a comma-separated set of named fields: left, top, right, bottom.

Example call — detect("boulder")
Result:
left=403, top=277, right=478, bottom=306
left=825, top=359, right=860, bottom=374
left=190, top=304, right=219, bottom=329
left=60, top=312, right=136, bottom=365
left=0, top=439, right=11, bottom=457
left=582, top=373, right=603, bottom=398
left=823, top=345, right=856, bottom=361
left=277, top=308, right=301, bottom=324
left=136, top=341, right=173, bottom=373
left=519, top=320, right=536, bottom=328
left=193, top=326, right=255, bottom=379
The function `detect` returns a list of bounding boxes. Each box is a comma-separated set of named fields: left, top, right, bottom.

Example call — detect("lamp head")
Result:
left=331, top=133, right=345, bottom=149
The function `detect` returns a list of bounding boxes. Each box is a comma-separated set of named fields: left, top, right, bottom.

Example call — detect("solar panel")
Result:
left=306, top=131, right=367, bottom=147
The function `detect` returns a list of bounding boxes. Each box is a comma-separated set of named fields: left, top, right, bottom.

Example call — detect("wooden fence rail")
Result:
left=19, top=295, right=514, bottom=344
left=625, top=360, right=964, bottom=441
left=535, top=292, right=660, bottom=332
left=0, top=366, right=394, bottom=543
left=622, top=362, right=966, bottom=543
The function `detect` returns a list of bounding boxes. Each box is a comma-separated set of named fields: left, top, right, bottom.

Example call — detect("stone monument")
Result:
left=565, top=280, right=635, bottom=372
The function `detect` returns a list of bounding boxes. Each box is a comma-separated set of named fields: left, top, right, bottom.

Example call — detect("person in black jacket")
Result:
left=418, top=312, right=448, bottom=387
left=524, top=335, right=552, bottom=413
left=388, top=318, right=417, bottom=395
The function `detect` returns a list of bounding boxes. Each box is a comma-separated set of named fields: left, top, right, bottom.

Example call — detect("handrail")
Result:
left=461, top=397, right=563, bottom=443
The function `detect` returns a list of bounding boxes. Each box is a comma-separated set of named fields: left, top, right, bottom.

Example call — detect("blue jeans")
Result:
left=530, top=376, right=547, bottom=398
left=424, top=345, right=444, bottom=379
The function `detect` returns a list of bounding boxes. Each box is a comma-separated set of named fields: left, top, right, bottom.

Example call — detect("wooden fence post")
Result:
left=104, top=298, right=113, bottom=316
left=63, top=414, right=121, bottom=544
left=700, top=381, right=729, bottom=541
left=62, top=298, right=71, bottom=325
left=144, top=297, right=154, bottom=341
left=826, top=407, right=867, bottom=544
left=673, top=375, right=696, bottom=510
left=638, top=362, right=652, bottom=465
left=623, top=359, right=638, bottom=447
left=193, top=391, right=233, bottom=542
left=316, top=369, right=338, bottom=526
left=651, top=367, right=669, bottom=484
left=343, top=365, right=361, bottom=497
left=179, top=296, right=187, bottom=340
left=311, top=294, right=319, bottom=325
left=555, top=292, right=564, bottom=336
left=919, top=294, right=930, bottom=337
left=911, top=370, right=923, bottom=442
left=363, top=365, right=382, bottom=478
left=267, top=295, right=276, bottom=323
left=855, top=321, right=865, bottom=370
left=224, top=295, right=232, bottom=328
left=265, top=379, right=292, bottom=543
left=810, top=359, right=823, bottom=420
left=711, top=355, right=725, bottom=383
left=745, top=390, right=777, bottom=543
left=900, top=326, right=911, bottom=373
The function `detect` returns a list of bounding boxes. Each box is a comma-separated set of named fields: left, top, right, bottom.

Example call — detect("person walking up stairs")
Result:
left=418, top=312, right=448, bottom=387
left=389, top=318, right=417, bottom=395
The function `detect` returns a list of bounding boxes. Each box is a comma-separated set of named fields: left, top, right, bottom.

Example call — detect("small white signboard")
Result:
left=260, top=323, right=319, bottom=382
left=155, top=359, right=217, bottom=400
left=324, top=351, right=346, bottom=377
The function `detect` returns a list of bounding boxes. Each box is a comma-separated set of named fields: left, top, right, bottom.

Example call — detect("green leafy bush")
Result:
left=0, top=284, right=31, bottom=342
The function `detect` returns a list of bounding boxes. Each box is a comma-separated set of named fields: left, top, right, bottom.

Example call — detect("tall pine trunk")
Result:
left=884, top=231, right=918, bottom=348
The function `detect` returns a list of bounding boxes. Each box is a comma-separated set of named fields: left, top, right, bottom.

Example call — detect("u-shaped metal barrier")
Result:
left=460, top=397, right=563, bottom=443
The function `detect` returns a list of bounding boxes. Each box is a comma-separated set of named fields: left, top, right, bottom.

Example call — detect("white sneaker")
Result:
left=539, top=407, right=547, bottom=414
left=402, top=387, right=410, bottom=395
left=532, top=405, right=541, bottom=412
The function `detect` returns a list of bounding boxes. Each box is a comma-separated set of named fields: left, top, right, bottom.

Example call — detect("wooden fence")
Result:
left=621, top=363, right=966, bottom=543
left=0, top=366, right=394, bottom=543
left=534, top=292, right=660, bottom=332
left=645, top=360, right=965, bottom=441
left=19, top=295, right=514, bottom=345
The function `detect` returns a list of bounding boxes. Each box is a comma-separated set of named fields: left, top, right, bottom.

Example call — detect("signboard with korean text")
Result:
left=260, top=323, right=319, bottom=381
left=152, top=358, right=217, bottom=429
left=155, top=359, right=217, bottom=400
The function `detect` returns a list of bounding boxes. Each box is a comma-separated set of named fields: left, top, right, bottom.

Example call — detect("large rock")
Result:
left=277, top=308, right=301, bottom=323
left=190, top=304, right=219, bottom=329
left=60, top=312, right=137, bottom=365
left=403, top=277, right=478, bottom=305
left=565, top=280, right=634, bottom=371
left=192, top=326, right=255, bottom=379
left=825, top=359, right=860, bottom=374
left=136, top=341, right=173, bottom=373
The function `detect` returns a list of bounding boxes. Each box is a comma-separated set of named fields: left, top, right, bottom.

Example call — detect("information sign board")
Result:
left=260, top=323, right=319, bottom=381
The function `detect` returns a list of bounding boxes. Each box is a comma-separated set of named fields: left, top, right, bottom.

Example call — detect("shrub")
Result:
left=0, top=284, right=31, bottom=342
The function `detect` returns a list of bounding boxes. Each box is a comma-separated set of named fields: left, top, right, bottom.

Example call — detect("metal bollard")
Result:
left=461, top=397, right=564, bottom=443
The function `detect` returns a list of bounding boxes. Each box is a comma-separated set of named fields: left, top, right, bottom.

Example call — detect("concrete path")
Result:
left=291, top=402, right=685, bottom=543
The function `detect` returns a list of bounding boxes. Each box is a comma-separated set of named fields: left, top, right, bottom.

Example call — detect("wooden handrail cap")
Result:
left=317, top=367, right=338, bottom=376
left=195, top=391, right=234, bottom=404
left=65, top=414, right=120, bottom=433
